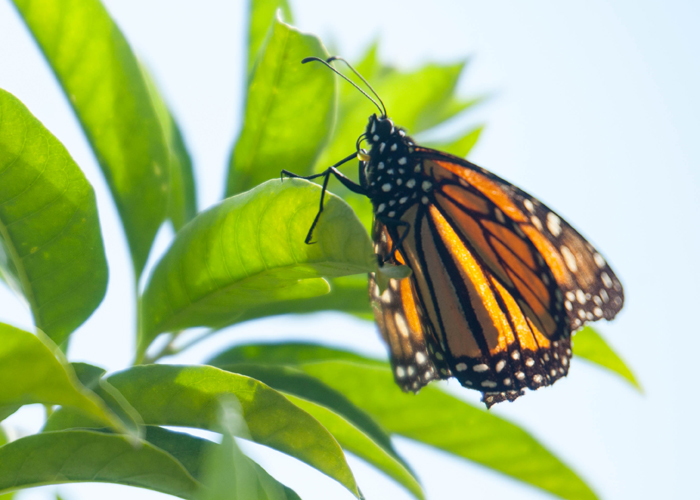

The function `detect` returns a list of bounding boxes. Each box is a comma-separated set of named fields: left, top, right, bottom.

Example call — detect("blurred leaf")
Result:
left=423, top=125, right=484, bottom=159
left=141, top=64, right=197, bottom=230
left=0, top=89, right=107, bottom=344
left=102, top=364, right=360, bottom=497
left=289, top=395, right=422, bottom=500
left=210, top=343, right=597, bottom=500
left=247, top=0, right=293, bottom=75
left=217, top=363, right=423, bottom=500
left=302, top=361, right=598, bottom=500
left=226, top=17, right=335, bottom=196
left=0, top=428, right=11, bottom=499
left=12, top=0, right=170, bottom=276
left=144, top=426, right=213, bottom=483
left=209, top=342, right=384, bottom=368
left=197, top=397, right=302, bottom=500
left=573, top=327, right=641, bottom=392
left=43, top=362, right=143, bottom=436
left=0, top=430, right=199, bottom=498
left=218, top=363, right=400, bottom=457
left=139, top=179, right=374, bottom=355
left=0, top=323, right=129, bottom=434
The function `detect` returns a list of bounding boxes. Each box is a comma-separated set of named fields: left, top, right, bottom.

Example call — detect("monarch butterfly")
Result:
left=284, top=56, right=624, bottom=407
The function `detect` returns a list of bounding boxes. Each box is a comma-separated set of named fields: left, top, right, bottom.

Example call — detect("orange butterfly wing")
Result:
left=370, top=147, right=623, bottom=406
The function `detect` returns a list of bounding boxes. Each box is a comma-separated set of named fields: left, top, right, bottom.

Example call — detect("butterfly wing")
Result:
left=417, top=147, right=624, bottom=325
left=370, top=148, right=623, bottom=407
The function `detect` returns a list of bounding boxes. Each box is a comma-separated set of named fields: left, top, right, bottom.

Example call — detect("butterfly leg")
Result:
left=281, top=155, right=367, bottom=244
left=376, top=216, right=411, bottom=264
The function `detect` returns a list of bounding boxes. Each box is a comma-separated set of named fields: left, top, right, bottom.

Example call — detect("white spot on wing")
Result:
left=546, top=212, right=562, bottom=236
left=456, top=363, right=467, bottom=372
left=531, top=216, right=543, bottom=231
left=395, top=313, right=410, bottom=337
left=594, top=252, right=606, bottom=268
left=561, top=245, right=578, bottom=272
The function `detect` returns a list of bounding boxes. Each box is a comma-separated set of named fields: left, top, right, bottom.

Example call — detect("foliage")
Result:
left=0, top=1, right=638, bottom=499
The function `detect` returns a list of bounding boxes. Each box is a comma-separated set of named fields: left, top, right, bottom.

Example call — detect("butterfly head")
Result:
left=364, top=114, right=414, bottom=161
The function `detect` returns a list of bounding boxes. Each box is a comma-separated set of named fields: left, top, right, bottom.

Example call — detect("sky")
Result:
left=1, top=0, right=699, bottom=499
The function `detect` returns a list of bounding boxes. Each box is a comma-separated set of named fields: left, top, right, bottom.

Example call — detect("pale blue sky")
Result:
left=1, top=1, right=698, bottom=499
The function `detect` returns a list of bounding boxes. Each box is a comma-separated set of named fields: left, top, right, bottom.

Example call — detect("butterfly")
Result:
left=284, top=57, right=624, bottom=407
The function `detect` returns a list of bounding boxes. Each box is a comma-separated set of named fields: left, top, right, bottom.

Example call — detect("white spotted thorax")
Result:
left=362, top=114, right=426, bottom=219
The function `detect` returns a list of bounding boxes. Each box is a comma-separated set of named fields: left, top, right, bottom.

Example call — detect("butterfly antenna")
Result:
left=302, top=56, right=386, bottom=117
left=326, top=56, right=387, bottom=117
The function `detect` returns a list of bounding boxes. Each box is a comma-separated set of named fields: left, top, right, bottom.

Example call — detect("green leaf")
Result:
left=0, top=323, right=129, bottom=434
left=102, top=364, right=360, bottom=497
left=210, top=343, right=597, bottom=500
left=247, top=0, right=293, bottom=75
left=423, top=125, right=485, bottom=159
left=197, top=397, right=301, bottom=500
left=43, top=362, right=143, bottom=436
left=217, top=363, right=403, bottom=461
left=0, top=429, right=12, bottom=499
left=573, top=327, right=641, bottom=392
left=209, top=342, right=384, bottom=368
left=232, top=275, right=372, bottom=325
left=12, top=0, right=170, bottom=276
left=226, top=17, right=335, bottom=196
left=0, top=89, right=108, bottom=344
left=287, top=395, right=423, bottom=500
left=0, top=430, right=199, bottom=498
left=143, top=426, right=213, bottom=483
left=143, top=425, right=297, bottom=500
left=139, top=179, right=374, bottom=354
left=303, top=362, right=598, bottom=500
left=213, top=362, right=423, bottom=500
left=141, top=64, right=197, bottom=231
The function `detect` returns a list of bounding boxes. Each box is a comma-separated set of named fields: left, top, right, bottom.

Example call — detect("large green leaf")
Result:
left=197, top=398, right=301, bottom=500
left=288, top=395, right=421, bottom=500
left=0, top=324, right=128, bottom=434
left=233, top=274, right=372, bottom=325
left=573, top=327, right=641, bottom=391
left=141, top=64, right=197, bottom=231
left=247, top=0, right=293, bottom=75
left=43, top=362, right=143, bottom=436
left=209, top=343, right=597, bottom=500
left=12, top=0, right=170, bottom=276
left=226, top=17, right=335, bottom=196
left=303, top=362, right=598, bottom=500
left=101, top=364, right=361, bottom=497
left=0, top=430, right=199, bottom=498
left=0, top=428, right=13, bottom=500
left=0, top=89, right=107, bottom=344
left=139, top=179, right=374, bottom=355
left=216, top=363, right=423, bottom=498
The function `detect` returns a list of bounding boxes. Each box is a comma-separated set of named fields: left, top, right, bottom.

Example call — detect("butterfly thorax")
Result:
left=362, top=114, right=429, bottom=219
